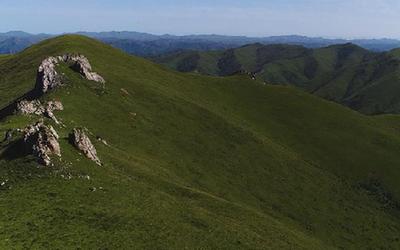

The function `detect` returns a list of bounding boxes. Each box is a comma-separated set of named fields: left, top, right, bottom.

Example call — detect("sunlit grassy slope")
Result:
left=1, top=35, right=400, bottom=249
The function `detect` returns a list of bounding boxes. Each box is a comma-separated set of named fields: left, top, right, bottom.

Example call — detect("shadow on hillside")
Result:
left=0, top=88, right=42, bottom=122
left=0, top=70, right=45, bottom=121
left=358, top=178, right=400, bottom=211
left=0, top=139, right=31, bottom=160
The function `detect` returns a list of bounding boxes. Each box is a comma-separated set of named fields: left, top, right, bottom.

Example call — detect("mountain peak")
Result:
left=3, top=30, right=32, bottom=37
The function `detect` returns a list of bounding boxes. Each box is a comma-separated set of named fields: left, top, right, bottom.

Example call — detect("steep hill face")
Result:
left=1, top=36, right=400, bottom=249
left=155, top=43, right=400, bottom=114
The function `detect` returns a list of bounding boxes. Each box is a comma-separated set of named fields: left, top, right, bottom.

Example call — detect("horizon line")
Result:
left=1, top=30, right=400, bottom=41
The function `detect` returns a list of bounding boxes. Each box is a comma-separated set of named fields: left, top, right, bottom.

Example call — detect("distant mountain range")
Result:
left=0, top=31, right=400, bottom=56
left=155, top=43, right=400, bottom=115
left=0, top=32, right=51, bottom=54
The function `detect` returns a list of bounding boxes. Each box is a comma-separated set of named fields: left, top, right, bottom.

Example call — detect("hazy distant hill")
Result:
left=0, top=32, right=50, bottom=54
left=99, top=37, right=232, bottom=57
left=74, top=33, right=400, bottom=53
left=0, top=31, right=399, bottom=56
left=155, top=43, right=400, bottom=114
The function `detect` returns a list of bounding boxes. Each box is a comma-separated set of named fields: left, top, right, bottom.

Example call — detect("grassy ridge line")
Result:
left=0, top=35, right=400, bottom=248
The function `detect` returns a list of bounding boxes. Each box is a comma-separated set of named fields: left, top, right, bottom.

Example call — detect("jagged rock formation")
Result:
left=0, top=53, right=104, bottom=121
left=44, top=101, right=64, bottom=124
left=17, top=100, right=64, bottom=124
left=16, top=100, right=44, bottom=115
left=23, top=121, right=61, bottom=166
left=70, top=128, right=102, bottom=166
left=66, top=55, right=106, bottom=84
left=0, top=54, right=105, bottom=167
left=37, top=54, right=105, bottom=93
left=37, top=57, right=62, bottom=93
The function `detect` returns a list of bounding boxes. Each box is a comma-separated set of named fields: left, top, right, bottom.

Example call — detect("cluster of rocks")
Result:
left=17, top=100, right=64, bottom=124
left=12, top=53, right=106, bottom=167
left=37, top=54, right=105, bottom=93
left=23, top=121, right=61, bottom=166
left=70, top=128, right=102, bottom=166
left=21, top=122, right=103, bottom=167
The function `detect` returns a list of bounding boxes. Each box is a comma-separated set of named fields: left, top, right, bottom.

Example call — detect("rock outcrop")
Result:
left=16, top=100, right=44, bottom=115
left=17, top=100, right=64, bottom=124
left=23, top=121, right=61, bottom=166
left=66, top=55, right=106, bottom=84
left=37, top=57, right=63, bottom=93
left=44, top=101, right=64, bottom=124
left=36, top=54, right=105, bottom=93
left=70, top=128, right=102, bottom=166
left=2, top=54, right=107, bottom=167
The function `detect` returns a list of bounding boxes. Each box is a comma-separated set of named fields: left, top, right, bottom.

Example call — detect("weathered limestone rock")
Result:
left=37, top=56, right=62, bottom=93
left=71, top=128, right=101, bottom=166
left=45, top=101, right=64, bottom=124
left=11, top=54, right=105, bottom=166
left=36, top=54, right=105, bottom=93
left=17, top=100, right=45, bottom=115
left=23, top=121, right=61, bottom=166
left=16, top=100, right=64, bottom=124
left=67, top=55, right=106, bottom=84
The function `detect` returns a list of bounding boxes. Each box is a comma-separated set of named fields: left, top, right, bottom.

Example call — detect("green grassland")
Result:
left=1, top=35, right=400, bottom=249
left=155, top=43, right=400, bottom=115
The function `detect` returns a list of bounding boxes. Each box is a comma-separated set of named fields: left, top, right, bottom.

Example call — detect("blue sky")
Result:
left=0, top=0, right=399, bottom=38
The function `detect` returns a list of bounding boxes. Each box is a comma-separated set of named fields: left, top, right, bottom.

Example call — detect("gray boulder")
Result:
left=45, top=101, right=64, bottom=124
left=16, top=100, right=45, bottom=115
left=67, top=55, right=106, bottom=84
left=37, top=56, right=63, bottom=93
left=71, top=128, right=102, bottom=166
left=23, top=121, right=61, bottom=166
left=17, top=100, right=64, bottom=124
left=36, top=54, right=105, bottom=93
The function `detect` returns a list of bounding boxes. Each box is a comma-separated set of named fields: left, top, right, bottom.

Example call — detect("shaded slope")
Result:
left=1, top=36, right=400, bottom=249
left=156, top=43, right=400, bottom=114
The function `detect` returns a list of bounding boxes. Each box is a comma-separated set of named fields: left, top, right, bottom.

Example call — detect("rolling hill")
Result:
left=155, top=43, right=400, bottom=114
left=1, top=35, right=400, bottom=249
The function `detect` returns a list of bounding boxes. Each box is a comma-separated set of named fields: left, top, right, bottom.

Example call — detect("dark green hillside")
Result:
left=155, top=43, right=400, bottom=114
left=391, top=48, right=400, bottom=58
left=1, top=35, right=400, bottom=249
